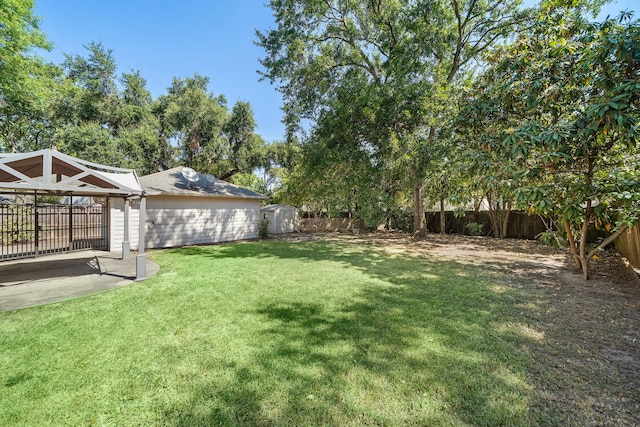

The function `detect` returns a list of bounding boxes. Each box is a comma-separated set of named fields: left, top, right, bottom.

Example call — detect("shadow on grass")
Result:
left=160, top=240, right=544, bottom=426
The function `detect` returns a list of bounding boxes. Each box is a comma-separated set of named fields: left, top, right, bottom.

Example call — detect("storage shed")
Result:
left=110, top=168, right=266, bottom=250
left=261, top=204, right=300, bottom=234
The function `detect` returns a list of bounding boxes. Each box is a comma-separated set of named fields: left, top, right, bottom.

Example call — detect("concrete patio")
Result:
left=0, top=251, right=159, bottom=312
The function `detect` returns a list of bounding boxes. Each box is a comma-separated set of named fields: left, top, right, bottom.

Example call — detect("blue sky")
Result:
left=34, top=1, right=284, bottom=141
left=34, top=0, right=637, bottom=143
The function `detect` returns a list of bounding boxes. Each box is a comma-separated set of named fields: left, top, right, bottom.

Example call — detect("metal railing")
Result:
left=0, top=204, right=108, bottom=261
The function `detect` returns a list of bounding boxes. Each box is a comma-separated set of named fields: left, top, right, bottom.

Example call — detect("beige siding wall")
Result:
left=109, top=198, right=140, bottom=251
left=110, top=195, right=260, bottom=250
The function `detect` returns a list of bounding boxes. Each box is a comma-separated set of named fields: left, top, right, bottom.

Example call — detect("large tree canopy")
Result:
left=0, top=0, right=50, bottom=104
left=156, top=74, right=228, bottom=169
left=155, top=75, right=266, bottom=181
left=56, top=42, right=160, bottom=174
left=257, top=0, right=524, bottom=234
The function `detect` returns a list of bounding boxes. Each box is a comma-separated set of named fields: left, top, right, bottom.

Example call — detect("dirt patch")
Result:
left=276, top=232, right=640, bottom=426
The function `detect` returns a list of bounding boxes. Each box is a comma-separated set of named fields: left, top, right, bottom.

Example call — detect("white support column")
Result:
left=122, top=198, right=130, bottom=259
left=135, top=194, right=147, bottom=281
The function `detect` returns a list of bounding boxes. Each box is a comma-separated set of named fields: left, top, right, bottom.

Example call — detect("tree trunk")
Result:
left=579, top=159, right=596, bottom=280
left=579, top=229, right=591, bottom=280
left=564, top=220, right=582, bottom=269
left=501, top=204, right=512, bottom=238
left=439, top=198, right=445, bottom=234
left=565, top=218, right=629, bottom=281
left=412, top=127, right=435, bottom=238
left=413, top=177, right=426, bottom=237
left=486, top=193, right=500, bottom=237
left=579, top=199, right=593, bottom=279
left=580, top=254, right=591, bottom=280
left=583, top=223, right=629, bottom=280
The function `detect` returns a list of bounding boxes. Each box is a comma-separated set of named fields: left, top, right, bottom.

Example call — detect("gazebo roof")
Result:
left=0, top=149, right=142, bottom=197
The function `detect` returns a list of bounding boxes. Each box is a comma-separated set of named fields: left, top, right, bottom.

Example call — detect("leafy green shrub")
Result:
left=1, top=205, right=35, bottom=244
left=466, top=222, right=484, bottom=236
left=258, top=219, right=269, bottom=239
left=387, top=210, right=413, bottom=233
left=536, top=230, right=561, bottom=248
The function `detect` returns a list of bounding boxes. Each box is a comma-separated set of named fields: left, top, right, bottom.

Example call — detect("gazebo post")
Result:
left=135, top=194, right=147, bottom=281
left=122, top=197, right=131, bottom=258
left=68, top=195, right=73, bottom=251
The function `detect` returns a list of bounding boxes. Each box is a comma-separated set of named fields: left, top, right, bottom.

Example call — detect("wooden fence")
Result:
left=425, top=211, right=545, bottom=239
left=300, top=218, right=365, bottom=232
left=300, top=212, right=610, bottom=241
left=425, top=211, right=610, bottom=242
left=616, top=226, right=640, bottom=268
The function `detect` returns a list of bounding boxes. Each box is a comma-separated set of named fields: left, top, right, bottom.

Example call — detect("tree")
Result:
left=0, top=0, right=60, bottom=153
left=460, top=3, right=640, bottom=279
left=57, top=43, right=161, bottom=172
left=155, top=76, right=266, bottom=181
left=219, top=101, right=264, bottom=181
left=57, top=123, right=120, bottom=166
left=257, top=0, right=524, bottom=236
left=455, top=73, right=521, bottom=238
left=61, top=42, right=118, bottom=125
left=115, top=70, right=161, bottom=175
left=156, top=74, right=228, bottom=169
left=259, top=140, right=301, bottom=203
left=423, top=148, right=459, bottom=235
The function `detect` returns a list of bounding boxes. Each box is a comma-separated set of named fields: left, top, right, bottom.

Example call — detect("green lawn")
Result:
left=1, top=239, right=545, bottom=426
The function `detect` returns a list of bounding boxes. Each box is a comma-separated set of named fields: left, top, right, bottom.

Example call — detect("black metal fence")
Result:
left=0, top=204, right=108, bottom=261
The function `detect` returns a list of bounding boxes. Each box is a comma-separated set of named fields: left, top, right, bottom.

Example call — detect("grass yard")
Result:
left=0, top=236, right=634, bottom=426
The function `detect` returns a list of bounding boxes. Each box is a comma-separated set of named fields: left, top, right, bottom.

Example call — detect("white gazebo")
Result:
left=0, top=149, right=149, bottom=280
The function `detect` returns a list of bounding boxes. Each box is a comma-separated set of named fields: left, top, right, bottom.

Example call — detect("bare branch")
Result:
left=587, top=223, right=629, bottom=260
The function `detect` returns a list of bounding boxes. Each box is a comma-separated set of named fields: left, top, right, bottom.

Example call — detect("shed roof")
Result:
left=140, top=167, right=266, bottom=200
left=261, top=204, right=298, bottom=212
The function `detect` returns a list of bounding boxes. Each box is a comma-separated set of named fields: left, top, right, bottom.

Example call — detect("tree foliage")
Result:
left=55, top=42, right=160, bottom=173
left=458, top=2, right=640, bottom=278
left=221, top=101, right=264, bottom=180
left=156, top=74, right=228, bottom=169
left=0, top=0, right=60, bottom=153
left=257, top=0, right=524, bottom=234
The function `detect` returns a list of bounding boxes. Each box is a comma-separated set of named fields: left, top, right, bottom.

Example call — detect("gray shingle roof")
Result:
left=261, top=204, right=297, bottom=212
left=140, top=167, right=266, bottom=199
